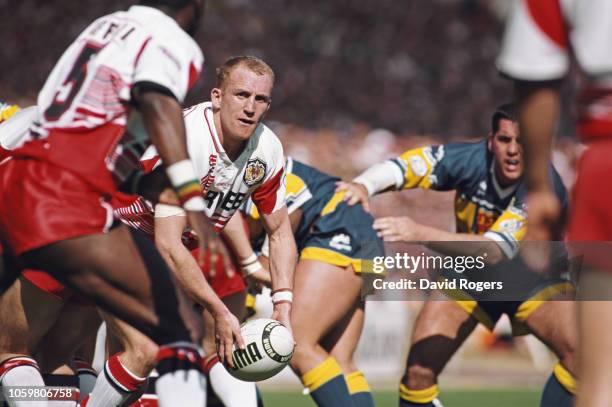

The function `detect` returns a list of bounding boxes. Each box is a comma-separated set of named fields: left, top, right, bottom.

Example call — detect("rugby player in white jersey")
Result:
left=111, top=55, right=296, bottom=407
left=0, top=1, right=232, bottom=406
left=498, top=1, right=612, bottom=405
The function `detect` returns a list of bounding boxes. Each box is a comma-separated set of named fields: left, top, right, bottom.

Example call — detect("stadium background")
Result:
left=1, top=0, right=581, bottom=405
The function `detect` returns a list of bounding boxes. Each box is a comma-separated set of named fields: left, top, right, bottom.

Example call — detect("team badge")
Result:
left=244, top=158, right=267, bottom=186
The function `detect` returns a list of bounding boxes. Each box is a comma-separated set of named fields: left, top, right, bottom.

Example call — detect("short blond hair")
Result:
left=216, top=56, right=275, bottom=89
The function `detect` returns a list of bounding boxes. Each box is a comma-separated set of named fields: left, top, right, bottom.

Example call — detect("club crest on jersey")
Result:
left=244, top=158, right=267, bottom=186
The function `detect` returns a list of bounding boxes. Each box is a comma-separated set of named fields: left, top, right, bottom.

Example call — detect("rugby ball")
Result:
left=227, top=318, right=294, bottom=381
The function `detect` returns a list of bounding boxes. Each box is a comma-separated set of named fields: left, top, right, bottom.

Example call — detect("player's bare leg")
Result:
left=21, top=226, right=160, bottom=336
left=523, top=300, right=577, bottom=407
left=290, top=260, right=363, bottom=407
left=0, top=277, right=66, bottom=406
left=400, top=298, right=478, bottom=406
left=575, top=271, right=612, bottom=407
left=22, top=225, right=206, bottom=407
left=31, top=302, right=101, bottom=404
left=325, top=301, right=374, bottom=407
left=202, top=290, right=258, bottom=407
left=82, top=311, right=159, bottom=407
left=36, top=303, right=101, bottom=375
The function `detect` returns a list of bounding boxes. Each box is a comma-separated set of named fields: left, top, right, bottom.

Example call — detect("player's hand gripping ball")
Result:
left=226, top=318, right=294, bottom=381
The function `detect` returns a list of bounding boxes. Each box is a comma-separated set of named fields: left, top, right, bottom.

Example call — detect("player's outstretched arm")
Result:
left=154, top=210, right=245, bottom=366
left=260, top=206, right=296, bottom=333
left=373, top=216, right=506, bottom=264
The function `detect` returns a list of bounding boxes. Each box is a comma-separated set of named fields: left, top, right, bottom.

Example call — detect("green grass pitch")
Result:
left=261, top=389, right=541, bottom=407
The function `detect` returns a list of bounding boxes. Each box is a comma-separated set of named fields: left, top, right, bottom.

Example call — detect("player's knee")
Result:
left=405, top=363, right=436, bottom=389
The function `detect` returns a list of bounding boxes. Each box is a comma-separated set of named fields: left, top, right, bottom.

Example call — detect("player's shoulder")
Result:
left=127, top=5, right=203, bottom=62
left=438, top=139, right=489, bottom=175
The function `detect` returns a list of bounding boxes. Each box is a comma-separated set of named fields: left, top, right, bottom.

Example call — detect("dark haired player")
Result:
left=338, top=103, right=577, bottom=407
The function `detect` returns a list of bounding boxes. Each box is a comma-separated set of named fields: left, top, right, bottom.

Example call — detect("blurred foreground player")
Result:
left=498, top=1, right=612, bottom=406
left=0, top=1, right=225, bottom=405
left=339, top=103, right=577, bottom=407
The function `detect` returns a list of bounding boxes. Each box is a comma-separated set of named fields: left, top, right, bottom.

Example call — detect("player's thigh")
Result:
left=36, top=303, right=102, bottom=373
left=292, top=259, right=362, bottom=346
left=406, top=299, right=478, bottom=375
left=326, top=301, right=365, bottom=373
left=22, top=225, right=174, bottom=339
left=0, top=276, right=64, bottom=357
left=524, top=300, right=578, bottom=373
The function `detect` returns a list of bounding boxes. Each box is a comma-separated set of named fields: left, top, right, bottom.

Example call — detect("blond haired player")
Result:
left=112, top=55, right=295, bottom=407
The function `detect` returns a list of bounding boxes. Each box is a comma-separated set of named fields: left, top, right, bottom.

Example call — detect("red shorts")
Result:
left=568, top=139, right=612, bottom=270
left=190, top=247, right=246, bottom=299
left=0, top=159, right=114, bottom=255
left=568, top=140, right=612, bottom=240
left=21, top=269, right=91, bottom=305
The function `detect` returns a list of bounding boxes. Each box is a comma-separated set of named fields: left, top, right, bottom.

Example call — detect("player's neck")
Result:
left=213, top=114, right=247, bottom=161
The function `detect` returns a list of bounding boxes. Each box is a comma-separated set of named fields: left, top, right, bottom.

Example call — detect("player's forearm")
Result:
left=515, top=81, right=561, bottom=192
left=221, top=213, right=256, bottom=263
left=267, top=224, right=296, bottom=291
left=353, top=160, right=404, bottom=196
left=415, top=225, right=505, bottom=263
left=158, top=243, right=227, bottom=314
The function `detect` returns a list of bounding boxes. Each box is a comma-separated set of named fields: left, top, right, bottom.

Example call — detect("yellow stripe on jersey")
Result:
left=321, top=191, right=344, bottom=216
left=455, top=197, right=477, bottom=234
left=488, top=204, right=527, bottom=242
left=248, top=172, right=309, bottom=220
left=398, top=147, right=436, bottom=190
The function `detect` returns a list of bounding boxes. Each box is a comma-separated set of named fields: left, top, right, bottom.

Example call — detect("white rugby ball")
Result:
left=227, top=318, right=294, bottom=382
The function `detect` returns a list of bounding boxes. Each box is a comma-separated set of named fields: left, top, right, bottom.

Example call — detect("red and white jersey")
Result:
left=116, top=101, right=286, bottom=233
left=13, top=5, right=203, bottom=194
left=498, top=0, right=612, bottom=141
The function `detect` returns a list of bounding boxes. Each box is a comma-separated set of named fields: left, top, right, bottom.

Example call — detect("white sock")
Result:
left=85, top=353, right=145, bottom=407
left=155, top=344, right=206, bottom=407
left=208, top=357, right=257, bottom=407
left=0, top=356, right=48, bottom=407
left=72, top=358, right=97, bottom=400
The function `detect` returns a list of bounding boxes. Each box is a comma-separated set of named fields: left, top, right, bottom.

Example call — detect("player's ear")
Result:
left=211, top=87, right=222, bottom=110
left=487, top=132, right=493, bottom=151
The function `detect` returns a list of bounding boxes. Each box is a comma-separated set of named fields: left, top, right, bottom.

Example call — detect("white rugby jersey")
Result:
left=14, top=5, right=204, bottom=194
left=36, top=5, right=202, bottom=131
left=116, top=101, right=286, bottom=233
left=498, top=0, right=612, bottom=141
left=498, top=0, right=612, bottom=81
